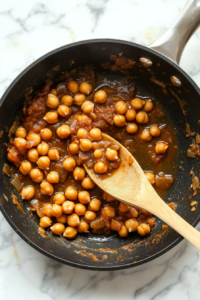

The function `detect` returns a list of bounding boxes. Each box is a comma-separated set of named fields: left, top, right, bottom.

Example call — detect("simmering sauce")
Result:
left=6, top=65, right=177, bottom=239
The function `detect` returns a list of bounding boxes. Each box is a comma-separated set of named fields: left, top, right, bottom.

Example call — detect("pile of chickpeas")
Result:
left=7, top=79, right=169, bottom=239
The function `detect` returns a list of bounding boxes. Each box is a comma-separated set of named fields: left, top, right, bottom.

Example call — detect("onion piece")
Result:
left=3, top=163, right=11, bottom=177
left=11, top=177, right=24, bottom=192
left=8, top=119, right=20, bottom=138
left=196, top=134, right=200, bottom=144
left=187, top=149, right=196, bottom=158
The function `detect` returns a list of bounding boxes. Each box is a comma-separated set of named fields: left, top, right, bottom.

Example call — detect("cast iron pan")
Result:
left=0, top=1, right=200, bottom=270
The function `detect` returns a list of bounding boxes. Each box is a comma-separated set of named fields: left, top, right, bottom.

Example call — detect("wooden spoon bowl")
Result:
left=84, top=133, right=200, bottom=250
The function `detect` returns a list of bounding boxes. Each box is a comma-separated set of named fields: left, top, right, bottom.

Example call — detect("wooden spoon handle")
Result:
left=151, top=195, right=200, bottom=250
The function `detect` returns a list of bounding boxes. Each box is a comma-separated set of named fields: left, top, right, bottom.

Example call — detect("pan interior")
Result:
left=0, top=40, right=200, bottom=270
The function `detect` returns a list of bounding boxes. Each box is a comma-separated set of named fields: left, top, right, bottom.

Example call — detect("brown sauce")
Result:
left=6, top=66, right=177, bottom=240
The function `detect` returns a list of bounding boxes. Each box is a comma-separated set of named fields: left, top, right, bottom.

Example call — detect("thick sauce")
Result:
left=6, top=65, right=177, bottom=239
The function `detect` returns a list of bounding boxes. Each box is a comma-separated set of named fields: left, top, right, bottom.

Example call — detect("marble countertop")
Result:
left=1, top=0, right=200, bottom=299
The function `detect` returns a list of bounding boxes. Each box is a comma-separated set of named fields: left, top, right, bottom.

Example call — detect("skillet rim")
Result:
left=0, top=38, right=200, bottom=271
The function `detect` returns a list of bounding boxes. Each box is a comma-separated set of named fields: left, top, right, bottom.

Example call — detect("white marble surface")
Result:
left=1, top=0, right=200, bottom=299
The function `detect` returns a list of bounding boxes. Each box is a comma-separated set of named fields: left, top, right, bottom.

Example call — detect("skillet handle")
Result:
left=149, top=0, right=200, bottom=64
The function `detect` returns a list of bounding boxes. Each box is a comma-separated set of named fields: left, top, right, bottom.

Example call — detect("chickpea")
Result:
left=79, top=139, right=93, bottom=151
left=65, top=186, right=78, bottom=200
left=88, top=198, right=101, bottom=211
left=27, top=133, right=41, bottom=148
left=131, top=98, right=145, bottom=110
left=63, top=157, right=76, bottom=171
left=130, top=207, right=139, bottom=218
left=50, top=223, right=65, bottom=235
left=145, top=172, right=155, bottom=184
left=119, top=202, right=130, bottom=213
left=113, top=115, right=126, bottom=127
left=40, top=181, right=54, bottom=195
left=62, top=200, right=75, bottom=214
left=61, top=95, right=73, bottom=106
left=69, top=141, right=79, bottom=154
left=40, top=128, right=52, bottom=141
left=81, top=177, right=95, bottom=189
left=119, top=225, right=128, bottom=238
left=40, top=216, right=52, bottom=228
left=43, top=112, right=58, bottom=124
left=74, top=94, right=86, bottom=106
left=21, top=186, right=35, bottom=200
left=136, top=111, right=149, bottom=124
left=81, top=100, right=94, bottom=114
left=73, top=167, right=86, bottom=181
left=7, top=152, right=16, bottom=163
left=126, top=123, right=138, bottom=134
left=50, top=89, right=57, bottom=96
left=84, top=211, right=96, bottom=222
left=43, top=203, right=53, bottom=217
left=53, top=193, right=65, bottom=205
left=77, top=221, right=89, bottom=233
left=27, top=149, right=39, bottom=163
left=93, top=149, right=103, bottom=159
left=141, top=209, right=152, bottom=216
left=94, top=90, right=107, bottom=103
left=155, top=142, right=168, bottom=154
left=48, top=148, right=59, bottom=160
left=111, top=144, right=120, bottom=151
left=143, top=99, right=153, bottom=112
left=103, top=206, right=115, bottom=218
left=140, top=129, right=152, bottom=141
left=103, top=191, right=115, bottom=202
left=90, top=112, right=96, bottom=121
left=63, top=227, right=77, bottom=239
left=77, top=114, right=88, bottom=122
left=149, top=125, right=160, bottom=137
left=94, top=161, right=108, bottom=174
left=51, top=204, right=62, bottom=217
left=79, top=81, right=92, bottom=95
left=67, top=80, right=79, bottom=93
left=30, top=168, right=44, bottom=183
left=92, top=142, right=100, bottom=150
left=46, top=94, right=59, bottom=109
left=46, top=171, right=59, bottom=184
left=56, top=215, right=67, bottom=224
left=19, top=161, right=32, bottom=175
left=56, top=125, right=70, bottom=139
left=125, top=109, right=136, bottom=121
left=106, top=148, right=118, bottom=161
left=56, top=214, right=68, bottom=224
left=37, top=156, right=50, bottom=170
left=67, top=213, right=80, bottom=227
left=77, top=128, right=88, bottom=139
left=90, top=128, right=102, bottom=141
left=14, top=137, right=26, bottom=150
left=137, top=223, right=150, bottom=236
left=15, top=127, right=26, bottom=138
left=37, top=142, right=49, bottom=155
left=75, top=203, right=86, bottom=216
left=78, top=191, right=90, bottom=204
left=57, top=105, right=71, bottom=118
left=125, top=219, right=138, bottom=232
left=115, top=101, right=128, bottom=114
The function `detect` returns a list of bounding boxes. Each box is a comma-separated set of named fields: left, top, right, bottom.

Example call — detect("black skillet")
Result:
left=0, top=0, right=200, bottom=270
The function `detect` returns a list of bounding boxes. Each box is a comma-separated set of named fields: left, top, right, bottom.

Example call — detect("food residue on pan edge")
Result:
left=170, top=89, right=186, bottom=116
left=38, top=226, right=48, bottom=238
left=3, top=193, right=8, bottom=202
left=12, top=193, right=26, bottom=214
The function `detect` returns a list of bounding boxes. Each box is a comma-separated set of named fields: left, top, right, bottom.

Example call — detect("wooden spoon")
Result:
left=84, top=133, right=200, bottom=250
